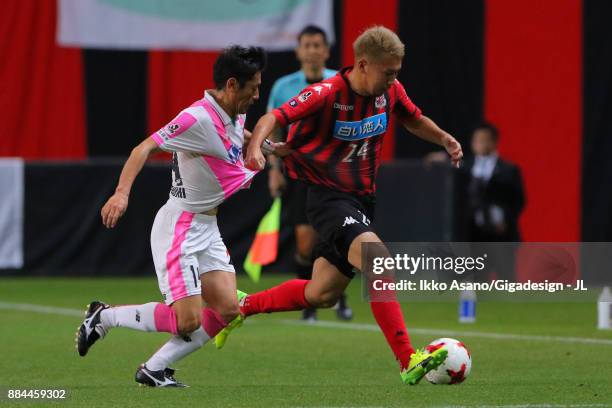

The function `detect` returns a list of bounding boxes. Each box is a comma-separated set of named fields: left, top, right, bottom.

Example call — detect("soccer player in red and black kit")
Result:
left=217, top=26, right=463, bottom=385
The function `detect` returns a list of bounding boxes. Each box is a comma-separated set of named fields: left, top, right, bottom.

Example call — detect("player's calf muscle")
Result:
left=305, top=262, right=348, bottom=307
left=176, top=313, right=201, bottom=335
left=305, top=288, right=341, bottom=308
left=348, top=231, right=388, bottom=272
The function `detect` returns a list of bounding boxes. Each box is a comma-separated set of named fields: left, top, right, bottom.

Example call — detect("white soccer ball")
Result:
left=425, top=338, right=472, bottom=384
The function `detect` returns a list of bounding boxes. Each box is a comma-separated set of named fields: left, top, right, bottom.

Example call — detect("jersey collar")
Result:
left=339, top=66, right=371, bottom=98
left=204, top=91, right=232, bottom=126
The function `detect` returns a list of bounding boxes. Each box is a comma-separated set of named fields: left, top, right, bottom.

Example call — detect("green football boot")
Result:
left=400, top=347, right=448, bottom=385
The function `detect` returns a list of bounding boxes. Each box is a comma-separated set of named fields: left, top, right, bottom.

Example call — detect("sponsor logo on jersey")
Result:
left=333, top=102, right=354, bottom=111
left=157, top=122, right=180, bottom=142
left=228, top=144, right=242, bottom=164
left=375, top=95, right=387, bottom=109
left=288, top=99, right=298, bottom=108
left=298, top=91, right=312, bottom=103
left=157, top=129, right=170, bottom=142
left=171, top=186, right=186, bottom=199
left=333, top=112, right=387, bottom=141
left=167, top=123, right=180, bottom=134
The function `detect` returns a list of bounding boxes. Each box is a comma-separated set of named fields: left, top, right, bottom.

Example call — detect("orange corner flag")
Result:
left=243, top=198, right=281, bottom=282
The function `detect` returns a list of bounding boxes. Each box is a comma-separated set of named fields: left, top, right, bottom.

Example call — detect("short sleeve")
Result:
left=391, top=80, right=422, bottom=123
left=271, top=84, right=329, bottom=127
left=150, top=109, right=207, bottom=153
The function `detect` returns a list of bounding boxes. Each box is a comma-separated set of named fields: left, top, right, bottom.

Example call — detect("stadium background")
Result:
left=1, top=2, right=612, bottom=407
left=0, top=0, right=610, bottom=276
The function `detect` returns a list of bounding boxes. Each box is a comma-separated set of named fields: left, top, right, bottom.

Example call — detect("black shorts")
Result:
left=284, top=178, right=309, bottom=226
left=305, top=184, right=376, bottom=279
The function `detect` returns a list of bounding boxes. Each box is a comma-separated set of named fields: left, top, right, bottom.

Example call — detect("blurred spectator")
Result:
left=463, top=123, right=525, bottom=242
left=424, top=123, right=525, bottom=281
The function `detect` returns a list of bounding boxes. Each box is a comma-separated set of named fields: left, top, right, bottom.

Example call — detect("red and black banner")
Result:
left=2, top=0, right=611, bottom=242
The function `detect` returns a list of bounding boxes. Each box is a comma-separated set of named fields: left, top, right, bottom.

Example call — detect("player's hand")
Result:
left=245, top=146, right=266, bottom=171
left=443, top=135, right=463, bottom=168
left=101, top=192, right=129, bottom=228
left=271, top=142, right=292, bottom=157
left=268, top=167, right=286, bottom=198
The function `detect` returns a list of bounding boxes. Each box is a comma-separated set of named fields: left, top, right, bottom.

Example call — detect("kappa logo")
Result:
left=342, top=216, right=359, bottom=227
left=333, top=102, right=354, bottom=111
left=298, top=91, right=312, bottom=102
left=312, top=85, right=323, bottom=95
left=358, top=210, right=371, bottom=226
left=375, top=95, right=387, bottom=109
left=289, top=99, right=298, bottom=108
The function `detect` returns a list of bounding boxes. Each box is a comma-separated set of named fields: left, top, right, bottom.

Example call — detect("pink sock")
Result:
left=153, top=303, right=179, bottom=335
left=202, top=307, right=227, bottom=337
left=100, top=302, right=179, bottom=335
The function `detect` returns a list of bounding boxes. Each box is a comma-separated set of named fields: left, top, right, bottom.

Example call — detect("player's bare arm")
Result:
left=403, top=115, right=463, bottom=168
left=267, top=126, right=286, bottom=197
left=101, top=137, right=161, bottom=228
left=245, top=112, right=282, bottom=170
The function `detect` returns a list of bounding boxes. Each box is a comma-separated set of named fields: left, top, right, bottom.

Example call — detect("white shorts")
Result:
left=150, top=201, right=235, bottom=305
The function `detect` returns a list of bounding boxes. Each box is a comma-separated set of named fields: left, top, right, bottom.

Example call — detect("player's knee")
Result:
left=177, top=313, right=201, bottom=334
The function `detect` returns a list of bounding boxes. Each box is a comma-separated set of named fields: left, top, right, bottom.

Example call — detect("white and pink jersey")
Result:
left=151, top=91, right=257, bottom=213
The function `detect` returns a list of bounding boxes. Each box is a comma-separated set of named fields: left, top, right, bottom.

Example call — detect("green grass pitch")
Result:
left=0, top=275, right=611, bottom=407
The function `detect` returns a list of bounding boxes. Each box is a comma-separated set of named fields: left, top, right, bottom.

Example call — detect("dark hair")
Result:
left=213, top=45, right=267, bottom=90
left=473, top=122, right=499, bottom=142
left=297, top=25, right=329, bottom=45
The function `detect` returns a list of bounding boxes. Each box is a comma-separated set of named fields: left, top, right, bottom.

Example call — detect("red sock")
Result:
left=370, top=301, right=414, bottom=370
left=241, top=279, right=311, bottom=317
left=368, top=276, right=414, bottom=370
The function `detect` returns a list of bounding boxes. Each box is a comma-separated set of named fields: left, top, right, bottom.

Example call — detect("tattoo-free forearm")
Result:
left=250, top=113, right=280, bottom=152
left=115, top=139, right=159, bottom=197
left=404, top=115, right=452, bottom=147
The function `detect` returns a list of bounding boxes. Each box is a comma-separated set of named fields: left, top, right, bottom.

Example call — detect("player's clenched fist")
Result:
left=443, top=135, right=463, bottom=168
left=245, top=147, right=266, bottom=171
left=101, top=192, right=129, bottom=228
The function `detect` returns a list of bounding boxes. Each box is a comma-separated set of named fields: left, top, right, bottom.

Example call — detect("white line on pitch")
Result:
left=2, top=301, right=611, bottom=346
left=0, top=301, right=84, bottom=317
left=436, top=405, right=611, bottom=408
left=280, top=319, right=612, bottom=346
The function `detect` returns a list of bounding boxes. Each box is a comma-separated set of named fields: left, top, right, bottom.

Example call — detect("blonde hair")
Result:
left=353, top=26, right=405, bottom=61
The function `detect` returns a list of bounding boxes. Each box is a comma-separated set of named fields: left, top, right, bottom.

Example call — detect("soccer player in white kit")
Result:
left=76, top=46, right=272, bottom=387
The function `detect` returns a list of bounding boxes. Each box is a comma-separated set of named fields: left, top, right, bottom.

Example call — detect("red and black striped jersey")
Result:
left=271, top=66, right=422, bottom=195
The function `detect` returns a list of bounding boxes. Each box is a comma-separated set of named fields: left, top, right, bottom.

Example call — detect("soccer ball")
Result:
left=425, top=338, right=472, bottom=384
